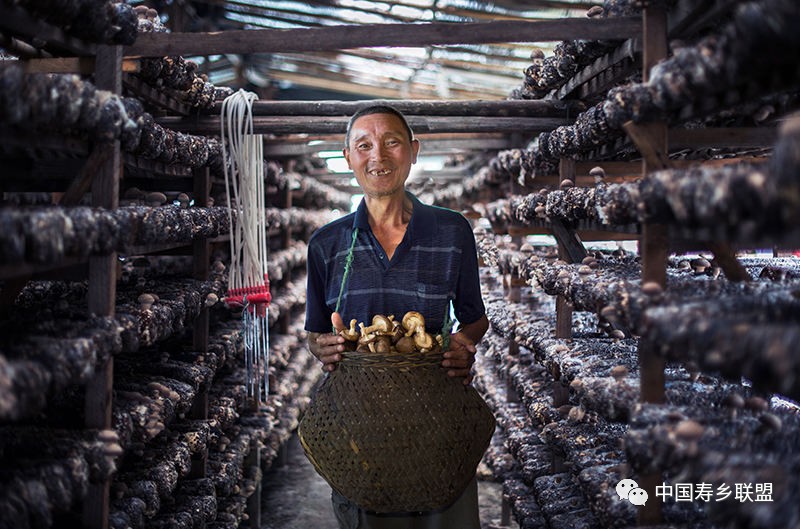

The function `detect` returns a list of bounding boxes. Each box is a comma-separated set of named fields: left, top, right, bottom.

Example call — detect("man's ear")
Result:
left=411, top=138, right=420, bottom=164
left=343, top=147, right=352, bottom=169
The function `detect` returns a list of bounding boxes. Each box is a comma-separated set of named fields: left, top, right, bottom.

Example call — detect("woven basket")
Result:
left=298, top=348, right=496, bottom=514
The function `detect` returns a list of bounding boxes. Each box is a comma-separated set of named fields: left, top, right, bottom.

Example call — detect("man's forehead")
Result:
left=350, top=113, right=406, bottom=134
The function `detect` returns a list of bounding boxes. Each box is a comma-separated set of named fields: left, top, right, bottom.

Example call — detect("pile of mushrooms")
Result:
left=340, top=311, right=441, bottom=354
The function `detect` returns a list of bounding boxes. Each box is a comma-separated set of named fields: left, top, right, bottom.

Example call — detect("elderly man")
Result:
left=304, top=105, right=489, bottom=529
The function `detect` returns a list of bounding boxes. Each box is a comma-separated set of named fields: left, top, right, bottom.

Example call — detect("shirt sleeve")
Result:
left=304, top=235, right=333, bottom=333
left=453, top=217, right=485, bottom=326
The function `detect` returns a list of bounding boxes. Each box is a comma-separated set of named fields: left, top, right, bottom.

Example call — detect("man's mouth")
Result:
left=369, top=169, right=392, bottom=176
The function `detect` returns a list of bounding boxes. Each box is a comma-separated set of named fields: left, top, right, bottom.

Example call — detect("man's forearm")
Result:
left=457, top=314, right=489, bottom=345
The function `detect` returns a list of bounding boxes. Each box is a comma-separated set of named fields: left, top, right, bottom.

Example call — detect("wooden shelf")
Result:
left=551, top=38, right=642, bottom=103
left=0, top=4, right=95, bottom=57
left=123, top=74, right=192, bottom=117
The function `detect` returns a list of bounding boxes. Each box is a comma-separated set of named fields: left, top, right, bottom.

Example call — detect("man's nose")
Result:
left=369, top=144, right=387, bottom=161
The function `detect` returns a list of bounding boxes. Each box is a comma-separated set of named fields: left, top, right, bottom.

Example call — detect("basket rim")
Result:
left=340, top=348, right=443, bottom=368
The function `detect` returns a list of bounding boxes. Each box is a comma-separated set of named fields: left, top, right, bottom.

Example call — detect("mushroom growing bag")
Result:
left=298, top=335, right=496, bottom=513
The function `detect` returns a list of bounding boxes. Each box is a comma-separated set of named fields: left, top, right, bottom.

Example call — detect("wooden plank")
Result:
left=22, top=57, right=139, bottom=74
left=210, top=99, right=582, bottom=118
left=263, top=136, right=515, bottom=157
left=551, top=220, right=588, bottom=263
left=669, top=127, right=778, bottom=150
left=157, top=115, right=571, bottom=135
left=125, top=17, right=642, bottom=57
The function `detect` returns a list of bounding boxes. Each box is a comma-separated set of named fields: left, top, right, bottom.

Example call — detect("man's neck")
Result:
left=365, top=192, right=413, bottom=230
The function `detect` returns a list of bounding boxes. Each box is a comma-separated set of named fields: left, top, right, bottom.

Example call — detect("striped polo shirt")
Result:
left=305, top=191, right=485, bottom=335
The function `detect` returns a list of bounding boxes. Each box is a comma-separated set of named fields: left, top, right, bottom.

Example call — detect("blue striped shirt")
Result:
left=305, top=191, right=485, bottom=335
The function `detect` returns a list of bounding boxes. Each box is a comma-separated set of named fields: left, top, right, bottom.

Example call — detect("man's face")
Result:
left=344, top=113, right=420, bottom=199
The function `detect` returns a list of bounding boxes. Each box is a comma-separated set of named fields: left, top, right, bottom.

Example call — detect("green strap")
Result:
left=333, top=227, right=359, bottom=332
left=441, top=300, right=454, bottom=351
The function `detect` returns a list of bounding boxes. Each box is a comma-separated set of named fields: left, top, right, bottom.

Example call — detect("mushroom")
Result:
left=138, top=293, right=155, bottom=310
left=413, top=330, right=434, bottom=351
left=370, top=335, right=392, bottom=354
left=395, top=336, right=416, bottom=353
left=176, top=193, right=190, bottom=208
left=610, top=365, right=628, bottom=382
left=362, top=314, right=393, bottom=336
left=205, top=293, right=218, bottom=307
left=339, top=319, right=360, bottom=342
left=589, top=166, right=605, bottom=183
left=145, top=191, right=167, bottom=207
left=402, top=311, right=426, bottom=336
left=559, top=179, right=574, bottom=190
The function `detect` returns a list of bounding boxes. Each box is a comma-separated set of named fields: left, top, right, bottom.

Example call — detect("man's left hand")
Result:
left=442, top=331, right=476, bottom=385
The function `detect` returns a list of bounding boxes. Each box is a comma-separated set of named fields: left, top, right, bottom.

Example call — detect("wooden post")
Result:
left=83, top=44, right=122, bottom=529
left=190, top=167, right=210, bottom=480
left=637, top=3, right=668, bottom=525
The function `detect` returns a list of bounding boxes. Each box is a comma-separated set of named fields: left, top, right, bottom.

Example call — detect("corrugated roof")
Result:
left=155, top=0, right=595, bottom=100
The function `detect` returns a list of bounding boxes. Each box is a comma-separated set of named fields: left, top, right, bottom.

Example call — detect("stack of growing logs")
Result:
left=0, top=3, right=350, bottom=527
left=471, top=234, right=800, bottom=529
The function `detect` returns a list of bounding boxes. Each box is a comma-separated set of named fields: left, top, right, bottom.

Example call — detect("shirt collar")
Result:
left=352, top=190, right=437, bottom=242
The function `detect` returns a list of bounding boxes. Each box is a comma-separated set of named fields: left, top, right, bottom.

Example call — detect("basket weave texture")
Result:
left=298, top=349, right=496, bottom=513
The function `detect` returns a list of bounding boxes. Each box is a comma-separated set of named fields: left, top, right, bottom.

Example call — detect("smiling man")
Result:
left=304, top=105, right=489, bottom=529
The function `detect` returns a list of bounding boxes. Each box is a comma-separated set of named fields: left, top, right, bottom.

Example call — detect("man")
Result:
left=304, top=105, right=489, bottom=529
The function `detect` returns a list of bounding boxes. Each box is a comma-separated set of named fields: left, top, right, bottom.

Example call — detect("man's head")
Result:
left=345, top=105, right=414, bottom=147
left=343, top=105, right=420, bottom=200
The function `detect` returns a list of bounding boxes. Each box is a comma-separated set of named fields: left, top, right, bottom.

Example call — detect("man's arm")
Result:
left=442, top=314, right=489, bottom=384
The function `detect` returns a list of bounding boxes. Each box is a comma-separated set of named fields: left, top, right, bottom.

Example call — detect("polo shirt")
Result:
left=304, top=191, right=485, bottom=335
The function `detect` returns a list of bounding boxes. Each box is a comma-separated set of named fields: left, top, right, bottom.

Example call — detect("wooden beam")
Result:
left=669, top=127, right=778, bottom=150
left=708, top=242, right=750, bottom=282
left=125, top=17, right=642, bottom=57
left=83, top=45, right=121, bottom=529
left=210, top=99, right=581, bottom=118
left=22, top=57, right=139, bottom=74
left=623, top=121, right=670, bottom=170
left=638, top=5, right=667, bottom=527
left=158, top=115, right=570, bottom=135
left=58, top=145, right=114, bottom=206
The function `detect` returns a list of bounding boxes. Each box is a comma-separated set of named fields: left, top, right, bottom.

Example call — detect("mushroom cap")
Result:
left=138, top=293, right=155, bottom=305
left=589, top=166, right=605, bottom=178
left=675, top=419, right=704, bottom=440
left=395, top=336, right=416, bottom=353
left=145, top=191, right=167, bottom=206
left=340, top=319, right=360, bottom=341
left=402, top=311, right=426, bottom=335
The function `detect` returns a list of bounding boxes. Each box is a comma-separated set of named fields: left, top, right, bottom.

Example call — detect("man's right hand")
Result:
left=308, top=312, right=347, bottom=372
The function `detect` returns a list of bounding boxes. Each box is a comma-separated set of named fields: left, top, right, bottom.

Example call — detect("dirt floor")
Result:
left=260, top=433, right=517, bottom=529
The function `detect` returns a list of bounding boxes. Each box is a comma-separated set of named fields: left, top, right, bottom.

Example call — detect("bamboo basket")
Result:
left=298, top=348, right=496, bottom=513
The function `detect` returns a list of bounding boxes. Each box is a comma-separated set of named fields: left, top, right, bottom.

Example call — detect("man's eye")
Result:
left=386, top=140, right=399, bottom=146
left=357, top=143, right=369, bottom=150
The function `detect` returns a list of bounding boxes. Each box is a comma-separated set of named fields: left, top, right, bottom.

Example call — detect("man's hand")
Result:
left=308, top=312, right=347, bottom=372
left=442, top=331, right=477, bottom=385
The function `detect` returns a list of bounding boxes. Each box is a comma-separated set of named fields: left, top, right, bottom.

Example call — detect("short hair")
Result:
left=344, top=105, right=415, bottom=147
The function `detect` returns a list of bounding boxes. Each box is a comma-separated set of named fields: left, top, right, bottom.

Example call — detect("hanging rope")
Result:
left=221, top=89, right=271, bottom=403
left=332, top=227, right=359, bottom=333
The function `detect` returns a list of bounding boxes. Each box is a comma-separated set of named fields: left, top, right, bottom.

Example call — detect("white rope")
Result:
left=221, top=89, right=267, bottom=292
left=221, top=89, right=270, bottom=403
